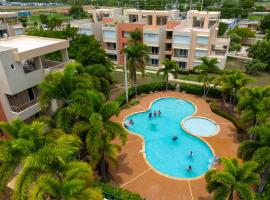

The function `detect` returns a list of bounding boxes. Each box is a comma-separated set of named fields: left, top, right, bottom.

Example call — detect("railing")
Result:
left=10, top=99, right=38, bottom=113
left=43, top=60, right=72, bottom=72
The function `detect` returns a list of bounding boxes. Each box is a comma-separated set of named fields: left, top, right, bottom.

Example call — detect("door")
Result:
left=27, top=88, right=35, bottom=100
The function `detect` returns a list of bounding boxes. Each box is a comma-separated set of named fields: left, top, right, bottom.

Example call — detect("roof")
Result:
left=166, top=20, right=181, bottom=30
left=239, top=19, right=259, bottom=25
left=0, top=12, right=18, bottom=18
left=0, top=35, right=69, bottom=61
left=0, top=35, right=66, bottom=53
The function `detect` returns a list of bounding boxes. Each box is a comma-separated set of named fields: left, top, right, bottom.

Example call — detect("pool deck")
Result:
left=110, top=91, right=239, bottom=200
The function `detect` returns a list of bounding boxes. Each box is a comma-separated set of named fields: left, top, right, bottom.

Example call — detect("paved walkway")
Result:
left=110, top=91, right=239, bottom=200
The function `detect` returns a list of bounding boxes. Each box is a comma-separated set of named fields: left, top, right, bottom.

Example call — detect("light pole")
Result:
left=124, top=54, right=129, bottom=103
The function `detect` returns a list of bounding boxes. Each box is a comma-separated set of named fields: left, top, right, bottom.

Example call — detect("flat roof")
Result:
left=0, top=12, right=18, bottom=18
left=0, top=35, right=67, bottom=53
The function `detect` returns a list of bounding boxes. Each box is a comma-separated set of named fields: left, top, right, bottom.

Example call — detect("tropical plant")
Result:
left=245, top=59, right=267, bottom=75
left=128, top=28, right=142, bottom=45
left=13, top=134, right=103, bottom=200
left=237, top=86, right=270, bottom=127
left=194, top=57, right=220, bottom=97
left=238, top=123, right=270, bottom=193
left=157, top=59, right=178, bottom=90
left=218, top=69, right=251, bottom=112
left=205, top=158, right=259, bottom=200
left=0, top=119, right=61, bottom=195
left=122, top=42, right=149, bottom=95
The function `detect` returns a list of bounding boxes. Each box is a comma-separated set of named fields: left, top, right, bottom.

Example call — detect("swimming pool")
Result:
left=182, top=117, right=220, bottom=137
left=124, top=98, right=214, bottom=179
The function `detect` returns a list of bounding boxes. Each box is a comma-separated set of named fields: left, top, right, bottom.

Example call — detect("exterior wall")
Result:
left=117, top=23, right=144, bottom=65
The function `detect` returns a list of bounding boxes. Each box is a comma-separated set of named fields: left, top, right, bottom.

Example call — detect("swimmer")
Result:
left=186, top=165, right=192, bottom=171
left=154, top=111, right=157, bottom=117
left=158, top=110, right=161, bottom=116
left=149, top=112, right=152, bottom=118
left=129, top=119, right=134, bottom=125
left=189, top=151, right=193, bottom=157
left=172, top=136, right=178, bottom=141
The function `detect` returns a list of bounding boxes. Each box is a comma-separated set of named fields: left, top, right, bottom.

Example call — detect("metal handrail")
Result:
left=10, top=99, right=38, bottom=113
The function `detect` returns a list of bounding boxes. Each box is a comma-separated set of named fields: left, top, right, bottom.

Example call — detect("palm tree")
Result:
left=157, top=59, right=178, bottom=90
left=218, top=69, right=251, bottom=112
left=194, top=57, right=220, bottom=97
left=122, top=29, right=149, bottom=95
left=238, top=123, right=270, bottom=193
left=0, top=119, right=56, bottom=195
left=237, top=86, right=270, bottom=127
left=13, top=134, right=103, bottom=200
left=205, top=158, right=259, bottom=200
left=128, top=28, right=142, bottom=45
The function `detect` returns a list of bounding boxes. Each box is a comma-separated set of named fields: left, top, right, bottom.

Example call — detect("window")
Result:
left=174, top=49, right=188, bottom=58
left=106, top=42, right=116, bottom=50
left=14, top=28, right=23, bottom=36
left=103, top=30, right=116, bottom=39
left=195, top=50, right=207, bottom=58
left=79, top=28, right=92, bottom=35
left=150, top=47, right=159, bottom=55
left=166, top=43, right=172, bottom=51
left=173, top=35, right=190, bottom=44
left=148, top=59, right=159, bottom=66
left=197, top=36, right=208, bottom=44
left=122, top=31, right=130, bottom=38
left=107, top=54, right=117, bottom=61
left=144, top=33, right=159, bottom=42
left=166, top=31, right=173, bottom=39
left=178, top=61, right=187, bottom=69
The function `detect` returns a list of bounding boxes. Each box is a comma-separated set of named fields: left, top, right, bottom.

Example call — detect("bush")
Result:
left=179, top=83, right=222, bottom=98
left=209, top=102, right=246, bottom=134
left=93, top=182, right=143, bottom=200
left=115, top=82, right=176, bottom=107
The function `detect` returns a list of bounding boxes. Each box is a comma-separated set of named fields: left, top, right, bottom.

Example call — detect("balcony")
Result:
left=22, top=60, right=40, bottom=74
left=43, top=60, right=72, bottom=74
left=10, top=99, right=38, bottom=113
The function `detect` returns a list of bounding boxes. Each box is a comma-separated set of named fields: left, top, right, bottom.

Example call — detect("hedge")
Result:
left=93, top=182, right=143, bottom=200
left=209, top=102, right=246, bottom=133
left=115, top=82, right=176, bottom=107
left=179, top=83, right=222, bottom=98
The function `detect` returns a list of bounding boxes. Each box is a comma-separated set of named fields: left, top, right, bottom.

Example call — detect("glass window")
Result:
left=197, top=36, right=209, bottom=44
left=79, top=28, right=92, bottom=35
left=123, top=31, right=130, bottom=38
left=174, top=49, right=188, bottom=58
left=144, top=33, right=159, bottom=42
left=148, top=59, right=159, bottom=66
left=103, top=30, right=116, bottom=39
left=173, top=35, right=190, bottom=44
left=178, top=61, right=187, bottom=69
left=150, top=47, right=159, bottom=55
left=107, top=54, right=117, bottom=61
left=195, top=50, right=207, bottom=57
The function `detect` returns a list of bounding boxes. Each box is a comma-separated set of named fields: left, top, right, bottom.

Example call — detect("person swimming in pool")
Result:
left=158, top=110, right=161, bottom=116
left=129, top=119, right=134, bottom=125
left=154, top=111, right=157, bottom=117
left=149, top=112, right=152, bottom=119
left=189, top=151, right=193, bottom=157
left=172, top=136, right=178, bottom=141
left=187, top=165, right=192, bottom=171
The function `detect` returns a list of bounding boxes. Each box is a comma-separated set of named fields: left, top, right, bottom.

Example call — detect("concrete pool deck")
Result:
left=110, top=91, right=239, bottom=200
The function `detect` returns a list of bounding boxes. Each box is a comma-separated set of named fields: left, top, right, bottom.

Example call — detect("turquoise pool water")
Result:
left=183, top=117, right=219, bottom=137
left=125, top=98, right=214, bottom=179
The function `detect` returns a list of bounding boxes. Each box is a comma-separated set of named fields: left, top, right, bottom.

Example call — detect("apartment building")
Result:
left=88, top=8, right=122, bottom=23
left=0, top=12, right=24, bottom=38
left=72, top=8, right=229, bottom=70
left=70, top=18, right=102, bottom=41
left=0, top=35, right=70, bottom=122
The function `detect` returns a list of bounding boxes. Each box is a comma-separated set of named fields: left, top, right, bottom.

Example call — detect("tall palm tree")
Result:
left=237, top=86, right=270, bottom=127
left=194, top=57, right=220, bottom=97
left=157, top=59, right=178, bottom=90
left=122, top=43, right=149, bottom=96
left=128, top=28, right=142, bottom=45
left=238, top=123, right=270, bottom=193
left=0, top=119, right=57, bottom=195
left=13, top=134, right=102, bottom=200
left=205, top=158, right=259, bottom=200
left=218, top=69, right=251, bottom=112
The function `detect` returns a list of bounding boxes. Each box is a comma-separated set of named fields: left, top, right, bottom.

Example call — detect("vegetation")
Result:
left=205, top=158, right=259, bottom=200
left=228, top=27, right=255, bottom=51
left=157, top=59, right=178, bottom=90
left=69, top=4, right=89, bottom=19
left=218, top=22, right=229, bottom=36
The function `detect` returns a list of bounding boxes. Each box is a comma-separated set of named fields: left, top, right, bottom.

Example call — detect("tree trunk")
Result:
left=134, top=67, right=138, bottom=96
left=100, top=156, right=108, bottom=182
left=257, top=163, right=270, bottom=193
left=229, top=189, right=234, bottom=200
left=166, top=76, right=168, bottom=91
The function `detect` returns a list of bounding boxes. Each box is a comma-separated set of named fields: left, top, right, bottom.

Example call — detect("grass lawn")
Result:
left=248, top=15, right=264, bottom=21
left=29, top=12, right=72, bottom=23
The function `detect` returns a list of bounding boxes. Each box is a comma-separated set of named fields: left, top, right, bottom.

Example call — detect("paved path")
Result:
left=110, top=91, right=239, bottom=200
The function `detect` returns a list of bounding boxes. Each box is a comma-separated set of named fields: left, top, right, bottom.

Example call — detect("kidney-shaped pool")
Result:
left=124, top=98, right=214, bottom=179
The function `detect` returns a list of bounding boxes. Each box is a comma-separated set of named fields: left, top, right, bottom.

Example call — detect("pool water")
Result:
left=125, top=98, right=214, bottom=179
left=183, top=117, right=219, bottom=137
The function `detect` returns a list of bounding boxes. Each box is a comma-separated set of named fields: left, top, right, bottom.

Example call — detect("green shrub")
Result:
left=179, top=83, right=222, bottom=98
left=93, top=182, right=143, bottom=200
left=115, top=82, right=176, bottom=107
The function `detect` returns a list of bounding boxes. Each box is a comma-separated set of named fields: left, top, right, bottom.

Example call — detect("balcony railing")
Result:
left=42, top=60, right=72, bottom=72
left=10, top=99, right=38, bottom=113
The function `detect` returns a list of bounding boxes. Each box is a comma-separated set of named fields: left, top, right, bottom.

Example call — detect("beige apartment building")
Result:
left=71, top=8, right=229, bottom=70
left=0, top=12, right=24, bottom=38
left=0, top=35, right=70, bottom=122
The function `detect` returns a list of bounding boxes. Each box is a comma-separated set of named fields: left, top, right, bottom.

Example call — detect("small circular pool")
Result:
left=182, top=117, right=220, bottom=137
